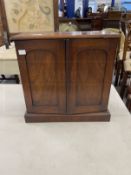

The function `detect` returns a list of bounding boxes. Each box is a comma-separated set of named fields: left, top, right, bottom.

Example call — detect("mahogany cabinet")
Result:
left=12, top=31, right=119, bottom=122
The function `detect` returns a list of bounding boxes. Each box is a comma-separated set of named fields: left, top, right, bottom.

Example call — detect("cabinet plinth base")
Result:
left=25, top=111, right=111, bottom=123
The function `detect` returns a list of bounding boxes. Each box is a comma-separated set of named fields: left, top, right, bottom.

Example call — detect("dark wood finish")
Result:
left=59, top=11, right=123, bottom=31
left=103, top=19, right=120, bottom=29
left=0, top=0, right=10, bottom=47
left=107, top=11, right=122, bottom=20
left=11, top=31, right=120, bottom=40
left=0, top=0, right=9, bottom=34
left=53, top=0, right=59, bottom=31
left=59, top=16, right=103, bottom=31
left=12, top=31, right=119, bottom=122
left=25, top=111, right=110, bottom=123
left=15, top=39, right=66, bottom=114
left=91, top=18, right=103, bottom=30
left=126, top=86, right=131, bottom=112
left=67, top=38, right=118, bottom=114
left=103, top=11, right=122, bottom=29
left=126, top=96, right=131, bottom=112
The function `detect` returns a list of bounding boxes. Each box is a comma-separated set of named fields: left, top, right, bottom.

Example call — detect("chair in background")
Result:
left=114, top=18, right=131, bottom=86
left=120, top=20, right=131, bottom=98
left=114, top=26, right=126, bottom=86
left=101, top=27, right=125, bottom=86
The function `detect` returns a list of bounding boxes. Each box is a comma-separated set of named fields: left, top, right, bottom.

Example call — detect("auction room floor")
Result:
left=0, top=85, right=131, bottom=175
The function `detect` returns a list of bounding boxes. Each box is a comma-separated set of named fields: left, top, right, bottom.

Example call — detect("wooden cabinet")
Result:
left=12, top=32, right=119, bottom=122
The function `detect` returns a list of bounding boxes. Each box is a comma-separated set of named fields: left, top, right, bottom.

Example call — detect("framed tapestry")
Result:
left=0, top=0, right=58, bottom=35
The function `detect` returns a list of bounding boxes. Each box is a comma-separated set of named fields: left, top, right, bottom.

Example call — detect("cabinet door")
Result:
left=16, top=40, right=66, bottom=114
left=67, top=38, right=118, bottom=114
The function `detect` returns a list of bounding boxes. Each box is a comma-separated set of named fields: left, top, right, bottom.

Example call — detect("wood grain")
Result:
left=13, top=32, right=119, bottom=122
left=67, top=38, right=118, bottom=114
left=11, top=31, right=120, bottom=41
left=15, top=39, right=66, bottom=114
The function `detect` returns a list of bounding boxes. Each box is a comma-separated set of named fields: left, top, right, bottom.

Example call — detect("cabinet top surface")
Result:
left=11, top=31, right=120, bottom=41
